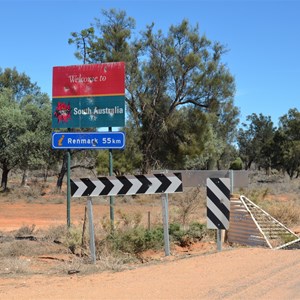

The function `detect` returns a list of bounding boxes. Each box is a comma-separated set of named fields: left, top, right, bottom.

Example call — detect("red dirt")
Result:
left=0, top=201, right=161, bottom=231
left=1, top=197, right=300, bottom=299
left=0, top=248, right=299, bottom=299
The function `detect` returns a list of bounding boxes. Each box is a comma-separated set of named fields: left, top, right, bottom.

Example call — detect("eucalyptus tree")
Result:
left=0, top=67, right=40, bottom=101
left=17, top=93, right=53, bottom=185
left=0, top=89, right=26, bottom=190
left=273, top=108, right=300, bottom=178
left=0, top=68, right=52, bottom=190
left=69, top=9, right=238, bottom=173
left=237, top=113, right=275, bottom=172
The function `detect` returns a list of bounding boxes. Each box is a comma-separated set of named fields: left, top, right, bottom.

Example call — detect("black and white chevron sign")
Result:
left=207, top=178, right=230, bottom=229
left=70, top=173, right=183, bottom=197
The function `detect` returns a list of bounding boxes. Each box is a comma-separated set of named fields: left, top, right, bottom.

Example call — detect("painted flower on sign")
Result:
left=54, top=102, right=71, bottom=123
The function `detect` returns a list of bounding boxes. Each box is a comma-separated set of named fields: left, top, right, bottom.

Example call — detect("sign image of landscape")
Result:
left=52, top=62, right=125, bottom=128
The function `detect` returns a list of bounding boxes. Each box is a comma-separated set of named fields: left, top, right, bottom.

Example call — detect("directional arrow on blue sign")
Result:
left=52, top=132, right=125, bottom=150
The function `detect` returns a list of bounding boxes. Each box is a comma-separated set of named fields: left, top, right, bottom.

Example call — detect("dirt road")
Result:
left=1, top=247, right=299, bottom=300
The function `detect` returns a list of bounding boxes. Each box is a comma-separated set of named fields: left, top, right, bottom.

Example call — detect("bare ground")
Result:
left=0, top=247, right=299, bottom=300
left=0, top=175, right=300, bottom=299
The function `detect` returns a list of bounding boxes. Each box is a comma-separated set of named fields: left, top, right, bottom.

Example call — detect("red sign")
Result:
left=52, top=62, right=125, bottom=98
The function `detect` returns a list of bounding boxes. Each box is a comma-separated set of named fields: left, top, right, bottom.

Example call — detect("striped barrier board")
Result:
left=207, top=178, right=230, bottom=229
left=71, top=173, right=183, bottom=197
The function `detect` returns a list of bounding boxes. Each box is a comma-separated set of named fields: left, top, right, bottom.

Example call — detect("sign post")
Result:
left=70, top=173, right=183, bottom=258
left=67, top=151, right=71, bottom=227
left=109, top=127, right=114, bottom=228
left=162, top=194, right=170, bottom=256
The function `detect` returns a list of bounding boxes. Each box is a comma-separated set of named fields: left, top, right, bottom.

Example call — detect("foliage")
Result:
left=0, top=69, right=53, bottom=190
left=169, top=222, right=207, bottom=247
left=237, top=110, right=300, bottom=179
left=106, top=226, right=164, bottom=254
left=96, top=125, right=143, bottom=176
left=0, top=88, right=27, bottom=189
left=272, top=109, right=300, bottom=179
left=69, top=9, right=239, bottom=172
left=237, top=113, right=275, bottom=171
left=65, top=226, right=83, bottom=254
left=230, top=157, right=243, bottom=170
left=262, top=200, right=300, bottom=227
left=0, top=67, right=40, bottom=101
left=173, top=187, right=202, bottom=227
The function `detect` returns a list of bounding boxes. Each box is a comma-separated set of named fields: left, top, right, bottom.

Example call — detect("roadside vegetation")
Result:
left=1, top=9, right=300, bottom=194
left=0, top=171, right=300, bottom=277
left=1, top=8, right=300, bottom=277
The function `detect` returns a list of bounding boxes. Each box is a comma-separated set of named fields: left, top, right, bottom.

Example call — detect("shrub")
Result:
left=14, top=224, right=36, bottom=236
left=173, top=187, right=203, bottom=227
left=64, top=226, right=83, bottom=254
left=169, top=222, right=207, bottom=247
left=230, top=157, right=243, bottom=170
left=102, top=226, right=164, bottom=255
left=186, top=222, right=207, bottom=240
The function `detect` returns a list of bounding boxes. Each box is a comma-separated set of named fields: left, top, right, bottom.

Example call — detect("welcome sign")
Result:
left=52, top=62, right=125, bottom=128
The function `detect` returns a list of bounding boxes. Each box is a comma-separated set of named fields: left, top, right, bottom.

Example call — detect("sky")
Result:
left=1, top=0, right=299, bottom=126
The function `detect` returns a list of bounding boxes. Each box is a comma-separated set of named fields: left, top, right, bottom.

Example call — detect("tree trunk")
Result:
left=56, top=152, right=69, bottom=191
left=21, top=169, right=29, bottom=187
left=207, top=158, right=217, bottom=170
left=1, top=165, right=10, bottom=191
left=246, top=159, right=253, bottom=170
left=43, top=168, right=48, bottom=182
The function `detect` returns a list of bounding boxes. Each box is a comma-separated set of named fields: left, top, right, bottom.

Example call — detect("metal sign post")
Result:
left=67, top=151, right=71, bottom=228
left=87, top=197, right=96, bottom=264
left=70, top=173, right=183, bottom=257
left=162, top=194, right=170, bottom=256
left=109, top=127, right=114, bottom=228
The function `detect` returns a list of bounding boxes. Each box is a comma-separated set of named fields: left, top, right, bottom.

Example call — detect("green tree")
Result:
left=69, top=9, right=238, bottom=173
left=0, top=67, right=40, bottom=101
left=272, top=108, right=300, bottom=179
left=68, top=8, right=134, bottom=64
left=0, top=68, right=51, bottom=190
left=237, top=113, right=275, bottom=172
left=17, top=93, right=52, bottom=185
left=0, top=89, right=26, bottom=189
left=96, top=124, right=142, bottom=175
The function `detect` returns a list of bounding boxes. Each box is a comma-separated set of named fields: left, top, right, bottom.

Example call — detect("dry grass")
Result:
left=260, top=200, right=300, bottom=227
left=1, top=170, right=300, bottom=278
left=238, top=170, right=300, bottom=228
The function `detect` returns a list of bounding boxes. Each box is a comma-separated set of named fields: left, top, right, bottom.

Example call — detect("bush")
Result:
left=230, top=157, right=243, bottom=170
left=64, top=226, right=82, bottom=254
left=106, top=226, right=164, bottom=255
left=169, top=222, right=207, bottom=247
left=186, top=222, right=207, bottom=240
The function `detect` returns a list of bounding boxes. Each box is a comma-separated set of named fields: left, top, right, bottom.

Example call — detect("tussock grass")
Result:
left=260, top=200, right=300, bottom=227
left=1, top=258, right=31, bottom=275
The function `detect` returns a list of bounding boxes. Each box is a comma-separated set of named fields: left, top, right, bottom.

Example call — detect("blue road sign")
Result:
left=52, top=132, right=125, bottom=150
